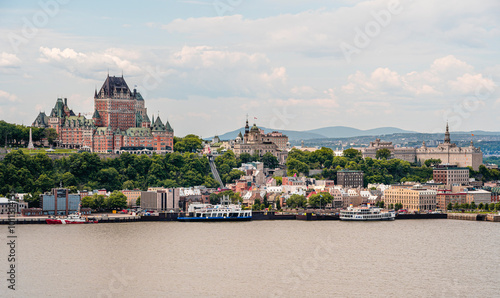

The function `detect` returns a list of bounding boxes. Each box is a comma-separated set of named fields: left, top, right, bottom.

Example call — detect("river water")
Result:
left=1, top=220, right=499, bottom=297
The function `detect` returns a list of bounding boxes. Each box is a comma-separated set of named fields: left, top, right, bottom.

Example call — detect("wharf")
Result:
left=0, top=214, right=141, bottom=224
left=448, top=213, right=500, bottom=222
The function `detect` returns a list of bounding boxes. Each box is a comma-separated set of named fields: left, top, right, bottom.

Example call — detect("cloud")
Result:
left=38, top=47, right=144, bottom=79
left=340, top=55, right=490, bottom=99
left=0, top=90, right=18, bottom=104
left=0, top=52, right=21, bottom=67
left=37, top=45, right=291, bottom=100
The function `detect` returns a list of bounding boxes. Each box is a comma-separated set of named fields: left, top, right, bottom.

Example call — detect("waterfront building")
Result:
left=384, top=185, right=437, bottom=212
left=32, top=75, right=174, bottom=154
left=433, top=165, right=469, bottom=187
left=0, top=197, right=28, bottom=214
left=465, top=189, right=491, bottom=205
left=41, top=188, right=81, bottom=215
left=233, top=119, right=288, bottom=164
left=121, top=190, right=142, bottom=207
left=337, top=170, right=364, bottom=188
left=330, top=188, right=346, bottom=209
left=436, top=192, right=466, bottom=210
left=141, top=188, right=180, bottom=211
left=361, top=124, right=483, bottom=170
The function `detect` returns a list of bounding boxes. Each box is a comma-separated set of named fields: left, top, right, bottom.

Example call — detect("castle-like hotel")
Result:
left=32, top=75, right=174, bottom=154
left=362, top=124, right=483, bottom=170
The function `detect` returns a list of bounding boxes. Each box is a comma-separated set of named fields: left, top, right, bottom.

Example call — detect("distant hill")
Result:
left=306, top=126, right=416, bottom=138
left=454, top=130, right=500, bottom=136
left=212, top=127, right=325, bottom=141
left=210, top=126, right=417, bottom=141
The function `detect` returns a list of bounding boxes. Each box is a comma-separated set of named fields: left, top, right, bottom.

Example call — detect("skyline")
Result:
left=1, top=0, right=500, bottom=137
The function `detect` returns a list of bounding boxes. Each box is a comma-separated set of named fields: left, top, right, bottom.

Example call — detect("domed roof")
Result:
left=250, top=124, right=259, bottom=131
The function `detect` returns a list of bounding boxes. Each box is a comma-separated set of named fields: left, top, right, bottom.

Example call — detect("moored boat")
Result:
left=45, top=212, right=98, bottom=224
left=177, top=195, right=252, bottom=222
left=340, top=205, right=395, bottom=221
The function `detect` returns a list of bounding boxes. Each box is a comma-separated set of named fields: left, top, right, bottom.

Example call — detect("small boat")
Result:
left=177, top=195, right=252, bottom=222
left=340, top=205, right=395, bottom=221
left=46, top=212, right=98, bottom=224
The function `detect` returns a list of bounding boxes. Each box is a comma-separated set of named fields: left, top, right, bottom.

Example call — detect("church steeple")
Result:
left=245, top=115, right=249, bottom=134
left=444, top=122, right=451, bottom=143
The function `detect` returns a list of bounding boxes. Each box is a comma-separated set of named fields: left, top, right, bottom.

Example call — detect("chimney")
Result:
left=64, top=98, right=67, bottom=106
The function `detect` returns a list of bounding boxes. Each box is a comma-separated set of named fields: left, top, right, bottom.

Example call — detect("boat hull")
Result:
left=45, top=219, right=98, bottom=224
left=177, top=216, right=252, bottom=222
left=339, top=217, right=395, bottom=221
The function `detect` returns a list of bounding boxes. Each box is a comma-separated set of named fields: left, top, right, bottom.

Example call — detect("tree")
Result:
left=135, top=197, right=140, bottom=207
left=478, top=203, right=484, bottom=210
left=209, top=193, right=219, bottom=205
left=81, top=196, right=95, bottom=209
left=286, top=158, right=309, bottom=176
left=379, top=201, right=385, bottom=208
left=447, top=202, right=453, bottom=210
left=343, top=148, right=362, bottom=161
left=35, top=174, right=55, bottom=193
left=470, top=201, right=476, bottom=210
left=308, top=192, right=333, bottom=209
left=106, top=191, right=127, bottom=210
left=24, top=192, right=41, bottom=208
left=122, top=180, right=135, bottom=190
left=97, top=168, right=121, bottom=191
left=174, top=134, right=203, bottom=153
left=43, top=128, right=58, bottom=145
left=93, top=194, right=106, bottom=211
left=252, top=198, right=262, bottom=210
left=262, top=152, right=279, bottom=169
left=424, top=158, right=442, bottom=167
left=375, top=148, right=391, bottom=160
left=286, top=194, right=307, bottom=208
left=239, top=153, right=252, bottom=163
left=453, top=202, right=459, bottom=210
left=61, top=172, right=76, bottom=187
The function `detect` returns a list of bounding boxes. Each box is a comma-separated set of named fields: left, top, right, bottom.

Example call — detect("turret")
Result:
left=444, top=122, right=451, bottom=143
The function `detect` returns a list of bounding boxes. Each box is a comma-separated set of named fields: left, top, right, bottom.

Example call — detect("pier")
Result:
left=1, top=212, right=499, bottom=224
left=0, top=214, right=141, bottom=224
left=447, top=213, right=500, bottom=222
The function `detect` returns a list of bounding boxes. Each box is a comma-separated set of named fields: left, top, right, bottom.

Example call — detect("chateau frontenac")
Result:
left=32, top=75, right=174, bottom=154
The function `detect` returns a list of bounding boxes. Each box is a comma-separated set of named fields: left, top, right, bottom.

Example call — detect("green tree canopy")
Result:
left=308, top=192, right=333, bottom=208
left=261, top=152, right=279, bottom=169
left=106, top=191, right=128, bottom=210
left=286, top=194, right=307, bottom=208
left=375, top=148, right=391, bottom=160
left=174, top=134, right=203, bottom=153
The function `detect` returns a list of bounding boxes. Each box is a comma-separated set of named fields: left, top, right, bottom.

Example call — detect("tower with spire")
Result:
left=444, top=122, right=451, bottom=144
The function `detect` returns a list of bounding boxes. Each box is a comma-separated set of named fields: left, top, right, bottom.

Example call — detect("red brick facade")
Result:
left=33, top=75, right=174, bottom=154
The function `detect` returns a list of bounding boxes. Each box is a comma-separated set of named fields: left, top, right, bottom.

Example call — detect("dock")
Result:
left=447, top=213, right=500, bottom=222
left=0, top=214, right=141, bottom=224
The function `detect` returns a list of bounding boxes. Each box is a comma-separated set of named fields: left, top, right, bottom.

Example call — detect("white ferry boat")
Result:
left=339, top=205, right=395, bottom=221
left=177, top=196, right=252, bottom=222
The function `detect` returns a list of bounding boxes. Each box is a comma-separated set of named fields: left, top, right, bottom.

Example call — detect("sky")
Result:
left=1, top=0, right=500, bottom=137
